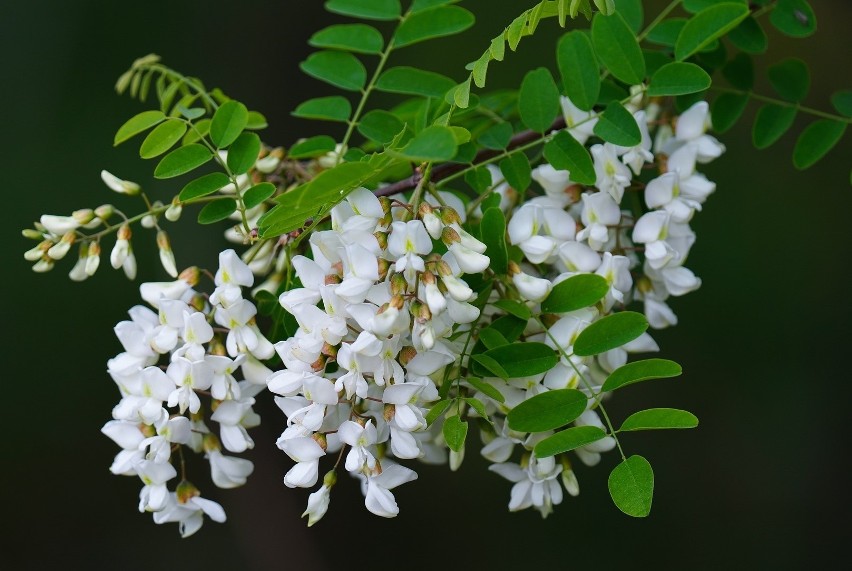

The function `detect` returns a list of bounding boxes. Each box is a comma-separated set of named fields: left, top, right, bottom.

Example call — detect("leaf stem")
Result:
left=637, top=0, right=682, bottom=43
left=710, top=85, right=852, bottom=124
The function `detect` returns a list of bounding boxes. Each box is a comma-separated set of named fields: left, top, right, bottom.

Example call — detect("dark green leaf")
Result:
left=499, top=153, right=531, bottom=192
left=179, top=172, right=230, bottom=201
left=227, top=132, right=261, bottom=175
left=153, top=144, right=212, bottom=179
left=648, top=62, right=711, bottom=97
left=139, top=119, right=187, bottom=159
left=210, top=100, right=248, bottom=148
left=471, top=353, right=510, bottom=379
left=608, top=455, right=654, bottom=517
left=646, top=18, right=686, bottom=47
left=443, top=415, right=468, bottom=452
left=480, top=207, right=509, bottom=275
left=481, top=342, right=558, bottom=378
left=643, top=50, right=672, bottom=77
left=831, top=91, right=852, bottom=118
left=506, top=389, right=588, bottom=433
left=619, top=408, right=699, bottom=431
left=299, top=50, right=367, bottom=91
left=465, top=166, right=493, bottom=193
left=768, top=58, right=810, bottom=103
left=710, top=93, right=748, bottom=134
left=292, top=96, right=352, bottom=123
left=573, top=311, right=648, bottom=356
left=728, top=16, right=768, bottom=54
left=376, top=66, right=456, bottom=99
left=769, top=0, right=816, bottom=38
left=309, top=23, right=384, bottom=54
left=478, top=122, right=513, bottom=150
left=243, top=183, right=276, bottom=209
left=466, top=377, right=506, bottom=403
left=541, top=273, right=609, bottom=314
left=492, top=299, right=531, bottom=320
left=752, top=105, right=797, bottom=149
left=593, top=101, right=641, bottom=147
left=591, top=13, right=645, bottom=85
left=683, top=0, right=746, bottom=12
left=425, top=399, right=453, bottom=425
left=478, top=328, right=509, bottom=350
left=289, top=135, right=337, bottom=159
left=793, top=120, right=846, bottom=170
left=722, top=53, right=754, bottom=90
left=542, top=131, right=596, bottom=185
left=556, top=32, right=600, bottom=112
left=246, top=111, right=268, bottom=130
left=397, top=125, right=457, bottom=161
left=614, top=0, right=644, bottom=33
left=114, top=110, right=166, bottom=146
left=489, top=315, right=527, bottom=342
left=518, top=68, right=560, bottom=133
left=411, top=0, right=460, bottom=13
left=197, top=198, right=238, bottom=224
left=357, top=110, right=405, bottom=144
left=325, top=0, right=401, bottom=20
left=602, top=359, right=682, bottom=392
left=393, top=6, right=474, bottom=48
left=674, top=3, right=749, bottom=61
left=534, top=426, right=607, bottom=458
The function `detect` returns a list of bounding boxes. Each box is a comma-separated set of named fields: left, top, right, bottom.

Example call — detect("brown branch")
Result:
left=374, top=115, right=567, bottom=197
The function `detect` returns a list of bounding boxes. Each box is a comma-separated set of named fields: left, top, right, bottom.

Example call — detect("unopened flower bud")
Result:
left=202, top=432, right=221, bottom=453
left=85, top=242, right=101, bottom=276
left=209, top=338, right=227, bottom=356
left=507, top=260, right=521, bottom=276
left=141, top=201, right=162, bottom=228
left=398, top=345, right=417, bottom=367
left=373, top=231, right=388, bottom=250
left=390, top=274, right=408, bottom=296
left=379, top=196, right=392, bottom=216
left=24, top=240, right=52, bottom=262
left=165, top=197, right=182, bottom=222
left=255, top=154, right=280, bottom=174
left=377, top=258, right=390, bottom=280
left=322, top=470, right=337, bottom=488
left=439, top=207, right=462, bottom=226
left=21, top=229, right=43, bottom=240
left=176, top=480, right=200, bottom=504
left=312, top=433, right=328, bottom=452
left=449, top=444, right=465, bottom=471
left=156, top=230, right=178, bottom=278
left=321, top=342, right=338, bottom=359
left=32, top=257, right=54, bottom=273
left=179, top=266, right=200, bottom=286
left=383, top=403, right=396, bottom=422
left=441, top=226, right=461, bottom=245
left=101, top=170, right=141, bottom=195
left=68, top=243, right=89, bottom=282
left=72, top=209, right=95, bottom=225
left=636, top=276, right=653, bottom=294
left=47, top=231, right=76, bottom=260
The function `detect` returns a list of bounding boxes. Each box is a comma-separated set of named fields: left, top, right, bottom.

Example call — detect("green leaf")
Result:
left=393, top=5, right=474, bottom=48
left=831, top=91, right=852, bottom=118
left=492, top=299, right=531, bottom=320
left=593, top=101, right=641, bottom=147
left=325, top=0, right=401, bottom=20
left=614, top=0, right=644, bottom=33
left=425, top=399, right=453, bottom=425
left=674, top=3, right=749, bottom=61
left=465, top=166, right=493, bottom=193
left=470, top=353, right=510, bottom=379
left=292, top=96, right=352, bottom=123
left=443, top=415, right=468, bottom=452
left=177, top=106, right=205, bottom=120
left=153, top=144, right=212, bottom=179
left=602, top=359, right=682, bottom=392
left=299, top=51, right=367, bottom=91
left=114, top=110, right=166, bottom=146
left=489, top=315, right=527, bottom=343
left=752, top=105, right=797, bottom=149
left=556, top=32, right=600, bottom=112
left=727, top=16, right=768, bottom=54
left=647, top=62, right=711, bottom=97
left=499, top=153, right=531, bottom=192
left=357, top=110, right=405, bottom=144
left=608, top=455, right=654, bottom=517
left=506, top=389, right=588, bottom=433
left=243, top=182, right=276, bottom=209
left=452, top=76, right=472, bottom=108
left=534, top=426, right=607, bottom=458
left=683, top=0, right=746, bottom=12
left=478, top=328, right=509, bottom=350
left=591, top=13, right=646, bottom=86
left=289, top=135, right=337, bottom=159
left=480, top=207, right=509, bottom=275
left=139, top=119, right=187, bottom=159
left=722, top=53, right=754, bottom=90
left=478, top=122, right=513, bottom=150
left=183, top=118, right=211, bottom=145
left=573, top=311, right=648, bottom=356
left=506, top=12, right=527, bottom=51
left=227, top=132, right=261, bottom=175
left=197, top=198, right=238, bottom=224
left=768, top=58, right=810, bottom=103
left=769, top=0, right=816, bottom=38
left=309, top=23, right=384, bottom=54
left=710, top=93, right=748, bottom=134
left=793, top=120, right=847, bottom=170
left=466, top=377, right=506, bottom=403
left=480, top=342, right=558, bottom=378
left=619, top=408, right=699, bottom=431
left=542, top=131, right=596, bottom=186
left=411, top=0, right=460, bottom=13
left=541, top=273, right=609, bottom=314
left=518, top=68, right=560, bottom=133
left=246, top=111, right=268, bottom=130
left=397, top=125, right=457, bottom=161
left=376, top=66, right=456, bottom=99
left=178, top=172, right=230, bottom=201
left=210, top=100, right=248, bottom=148
left=646, top=18, right=686, bottom=47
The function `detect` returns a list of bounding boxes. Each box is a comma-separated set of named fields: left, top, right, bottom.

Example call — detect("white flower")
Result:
left=338, top=420, right=379, bottom=474
left=210, top=397, right=259, bottom=453
left=211, top=249, right=253, bottom=307
left=101, top=170, right=140, bottom=195
left=135, top=459, right=177, bottom=512
left=207, top=449, right=254, bottom=489
left=387, top=220, right=432, bottom=281
left=153, top=493, right=227, bottom=538
left=591, top=143, right=632, bottom=204
left=489, top=454, right=564, bottom=518
left=362, top=462, right=418, bottom=518
left=302, top=484, right=332, bottom=527
left=279, top=437, right=326, bottom=488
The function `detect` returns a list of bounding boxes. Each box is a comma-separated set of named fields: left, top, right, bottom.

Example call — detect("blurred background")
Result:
left=2, top=1, right=850, bottom=569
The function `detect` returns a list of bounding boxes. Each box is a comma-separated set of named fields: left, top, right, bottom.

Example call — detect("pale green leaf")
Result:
left=506, top=389, right=588, bottom=433
left=591, top=12, right=646, bottom=85
left=647, top=62, right=711, bottom=97
left=210, top=100, right=248, bottom=148
left=534, top=426, right=607, bottom=458
left=153, top=144, right=212, bottom=179
left=299, top=51, right=367, bottom=91
left=541, top=273, right=609, bottom=314
left=139, top=119, right=187, bottom=159
left=619, top=408, right=699, bottom=431
left=114, top=110, right=166, bottom=146
left=309, top=23, right=384, bottom=54
left=443, top=415, right=468, bottom=452
left=245, top=111, right=268, bottom=130
left=425, top=399, right=453, bottom=425
left=183, top=118, right=211, bottom=145
left=573, top=311, right=648, bottom=356
left=179, top=172, right=230, bottom=201
left=292, top=96, right=352, bottom=123
left=608, top=455, right=654, bottom=517
left=602, top=359, right=682, bottom=392
left=542, top=130, right=596, bottom=185
left=197, top=198, right=238, bottom=224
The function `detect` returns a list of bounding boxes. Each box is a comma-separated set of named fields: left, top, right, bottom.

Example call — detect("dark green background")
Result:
left=3, top=1, right=850, bottom=569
